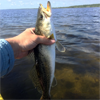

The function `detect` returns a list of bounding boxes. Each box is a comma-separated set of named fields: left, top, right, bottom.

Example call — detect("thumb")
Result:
left=37, top=35, right=55, bottom=45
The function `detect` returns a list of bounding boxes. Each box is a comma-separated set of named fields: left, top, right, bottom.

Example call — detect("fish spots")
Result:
left=39, top=23, right=43, bottom=27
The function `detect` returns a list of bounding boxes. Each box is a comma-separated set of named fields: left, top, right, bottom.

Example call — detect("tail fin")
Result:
left=40, top=94, right=51, bottom=100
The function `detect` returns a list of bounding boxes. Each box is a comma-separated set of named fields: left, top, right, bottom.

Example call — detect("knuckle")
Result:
left=25, top=28, right=29, bottom=31
left=36, top=35, right=39, bottom=40
left=36, top=35, right=41, bottom=43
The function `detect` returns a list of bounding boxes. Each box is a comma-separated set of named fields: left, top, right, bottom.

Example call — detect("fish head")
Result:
left=39, top=1, right=51, bottom=17
left=35, top=1, right=53, bottom=38
left=35, top=1, right=65, bottom=52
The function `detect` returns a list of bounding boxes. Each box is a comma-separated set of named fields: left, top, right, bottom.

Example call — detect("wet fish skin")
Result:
left=33, top=1, right=55, bottom=99
left=30, top=1, right=65, bottom=99
left=34, top=44, right=55, bottom=99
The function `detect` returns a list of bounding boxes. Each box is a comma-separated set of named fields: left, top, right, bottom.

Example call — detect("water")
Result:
left=0, top=7, right=100, bottom=99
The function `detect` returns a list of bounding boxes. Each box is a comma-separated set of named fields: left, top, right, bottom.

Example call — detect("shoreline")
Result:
left=0, top=4, right=100, bottom=10
left=56, top=4, right=100, bottom=8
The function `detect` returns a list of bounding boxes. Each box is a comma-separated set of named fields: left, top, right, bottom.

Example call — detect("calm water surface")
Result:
left=0, top=7, right=100, bottom=99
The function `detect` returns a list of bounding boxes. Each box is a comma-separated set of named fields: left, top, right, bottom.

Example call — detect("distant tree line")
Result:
left=53, top=4, right=100, bottom=8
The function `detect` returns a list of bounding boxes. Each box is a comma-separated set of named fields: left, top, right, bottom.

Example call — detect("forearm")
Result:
left=5, top=36, right=21, bottom=59
left=5, top=28, right=55, bottom=59
left=0, top=39, right=15, bottom=77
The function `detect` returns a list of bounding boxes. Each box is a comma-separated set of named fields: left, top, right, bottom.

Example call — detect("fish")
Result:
left=30, top=1, right=65, bottom=100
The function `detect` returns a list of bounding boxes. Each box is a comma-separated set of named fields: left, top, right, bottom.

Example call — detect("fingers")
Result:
left=26, top=27, right=55, bottom=45
left=25, top=28, right=35, bottom=34
left=30, top=28, right=35, bottom=31
left=37, top=35, right=55, bottom=45
left=30, top=29, right=34, bottom=34
left=29, top=28, right=36, bottom=35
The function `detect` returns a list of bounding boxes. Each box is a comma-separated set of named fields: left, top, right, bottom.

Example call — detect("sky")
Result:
left=0, top=0, right=100, bottom=9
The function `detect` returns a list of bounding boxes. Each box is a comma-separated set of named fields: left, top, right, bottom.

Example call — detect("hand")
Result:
left=6, top=28, right=55, bottom=59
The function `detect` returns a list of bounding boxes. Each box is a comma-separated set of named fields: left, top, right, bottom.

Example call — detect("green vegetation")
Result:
left=53, top=4, right=100, bottom=8
left=68, top=4, right=100, bottom=8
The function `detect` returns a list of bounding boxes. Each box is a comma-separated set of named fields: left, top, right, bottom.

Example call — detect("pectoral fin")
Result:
left=47, top=33, right=65, bottom=52
left=52, top=76, right=57, bottom=87
left=56, top=40, right=65, bottom=52
left=47, top=33, right=54, bottom=39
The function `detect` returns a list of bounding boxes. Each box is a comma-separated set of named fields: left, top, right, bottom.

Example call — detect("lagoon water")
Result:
left=0, top=7, right=100, bottom=99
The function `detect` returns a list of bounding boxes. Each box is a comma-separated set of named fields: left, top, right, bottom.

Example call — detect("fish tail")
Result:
left=40, top=94, right=51, bottom=100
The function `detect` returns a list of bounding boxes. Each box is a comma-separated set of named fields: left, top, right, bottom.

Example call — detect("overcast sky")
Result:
left=0, top=0, right=100, bottom=9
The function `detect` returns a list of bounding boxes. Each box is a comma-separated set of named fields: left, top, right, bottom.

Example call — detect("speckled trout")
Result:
left=30, top=1, right=65, bottom=99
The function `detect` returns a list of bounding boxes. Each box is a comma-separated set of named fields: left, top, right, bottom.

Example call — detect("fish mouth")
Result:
left=40, top=1, right=51, bottom=17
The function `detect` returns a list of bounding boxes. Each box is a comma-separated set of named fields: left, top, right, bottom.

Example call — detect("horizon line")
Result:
left=0, top=3, right=100, bottom=10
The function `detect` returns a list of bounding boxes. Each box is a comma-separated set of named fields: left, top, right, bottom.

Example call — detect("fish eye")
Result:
left=40, top=14, right=43, bottom=19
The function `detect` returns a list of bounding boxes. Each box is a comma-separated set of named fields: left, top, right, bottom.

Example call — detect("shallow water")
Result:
left=0, top=7, right=100, bottom=99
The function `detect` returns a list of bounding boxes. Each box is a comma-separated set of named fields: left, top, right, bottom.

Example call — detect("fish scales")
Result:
left=30, top=1, right=65, bottom=100
left=34, top=44, right=55, bottom=97
left=30, top=2, right=55, bottom=99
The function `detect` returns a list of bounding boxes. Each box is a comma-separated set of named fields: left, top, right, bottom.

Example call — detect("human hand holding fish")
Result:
left=6, top=28, right=55, bottom=59
left=30, top=1, right=65, bottom=100
left=5, top=1, right=65, bottom=100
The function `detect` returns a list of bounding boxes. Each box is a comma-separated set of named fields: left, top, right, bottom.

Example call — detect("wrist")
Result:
left=5, top=36, right=21, bottom=59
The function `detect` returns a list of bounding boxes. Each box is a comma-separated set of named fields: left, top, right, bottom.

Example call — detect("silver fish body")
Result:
left=33, top=42, right=55, bottom=99
left=30, top=1, right=56, bottom=99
